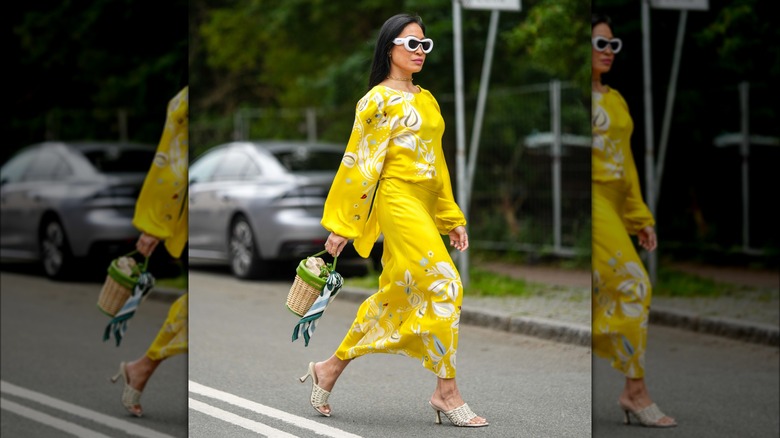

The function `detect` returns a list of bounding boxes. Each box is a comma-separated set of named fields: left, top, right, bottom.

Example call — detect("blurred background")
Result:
left=3, top=3, right=189, bottom=436
left=591, top=0, right=779, bottom=275
left=188, top=0, right=593, bottom=289
left=5, top=0, right=188, bottom=280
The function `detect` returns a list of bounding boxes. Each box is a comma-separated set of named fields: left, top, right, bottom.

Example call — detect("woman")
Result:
left=300, top=13, right=487, bottom=427
left=110, top=86, right=189, bottom=417
left=591, top=14, right=676, bottom=428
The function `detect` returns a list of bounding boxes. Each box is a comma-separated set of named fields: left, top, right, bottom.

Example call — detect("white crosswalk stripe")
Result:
left=189, top=380, right=363, bottom=438
left=0, top=380, right=177, bottom=438
left=1, top=398, right=114, bottom=438
left=190, top=398, right=300, bottom=438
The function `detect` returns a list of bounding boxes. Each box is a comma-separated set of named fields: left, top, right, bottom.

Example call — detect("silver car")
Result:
left=188, top=140, right=381, bottom=279
left=1, top=141, right=157, bottom=279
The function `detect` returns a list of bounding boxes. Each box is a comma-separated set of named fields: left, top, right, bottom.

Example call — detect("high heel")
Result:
left=299, top=362, right=331, bottom=417
left=619, top=401, right=677, bottom=428
left=110, top=362, right=142, bottom=417
left=429, top=401, right=488, bottom=427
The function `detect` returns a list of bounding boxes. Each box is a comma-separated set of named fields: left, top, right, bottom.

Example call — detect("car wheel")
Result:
left=40, top=218, right=73, bottom=279
left=228, top=216, right=267, bottom=279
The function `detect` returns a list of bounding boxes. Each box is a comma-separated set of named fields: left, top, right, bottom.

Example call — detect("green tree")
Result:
left=9, top=0, right=187, bottom=163
left=504, top=0, right=592, bottom=99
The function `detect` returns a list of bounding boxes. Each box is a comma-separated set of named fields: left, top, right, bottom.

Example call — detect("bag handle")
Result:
left=121, top=250, right=150, bottom=272
left=311, top=249, right=338, bottom=272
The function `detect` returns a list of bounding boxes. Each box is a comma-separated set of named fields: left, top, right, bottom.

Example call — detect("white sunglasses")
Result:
left=592, top=36, right=622, bottom=53
left=393, top=36, right=434, bottom=53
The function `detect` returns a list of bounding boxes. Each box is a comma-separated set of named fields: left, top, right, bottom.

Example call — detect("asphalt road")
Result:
left=7, top=259, right=773, bottom=437
left=0, top=265, right=187, bottom=438
left=593, top=325, right=779, bottom=437
left=188, top=266, right=592, bottom=438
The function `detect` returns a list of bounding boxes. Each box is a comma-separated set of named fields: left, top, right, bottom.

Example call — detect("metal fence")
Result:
left=189, top=80, right=592, bottom=259
left=437, top=81, right=591, bottom=258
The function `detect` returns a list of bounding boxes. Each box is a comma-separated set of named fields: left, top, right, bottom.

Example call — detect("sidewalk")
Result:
left=471, top=261, right=778, bottom=347
left=153, top=261, right=778, bottom=348
left=336, top=261, right=778, bottom=348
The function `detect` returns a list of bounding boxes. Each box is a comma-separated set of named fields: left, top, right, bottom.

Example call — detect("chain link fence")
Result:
left=189, top=81, right=592, bottom=259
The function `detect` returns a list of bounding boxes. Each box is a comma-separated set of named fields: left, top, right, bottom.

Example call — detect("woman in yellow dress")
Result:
left=110, top=86, right=189, bottom=417
left=299, top=13, right=487, bottom=427
left=591, top=14, right=676, bottom=428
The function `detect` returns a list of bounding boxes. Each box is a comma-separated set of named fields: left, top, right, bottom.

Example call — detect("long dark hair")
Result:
left=592, top=13, right=612, bottom=30
left=368, top=13, right=426, bottom=89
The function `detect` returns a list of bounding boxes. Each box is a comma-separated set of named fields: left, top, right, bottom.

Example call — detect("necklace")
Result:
left=386, top=75, right=413, bottom=82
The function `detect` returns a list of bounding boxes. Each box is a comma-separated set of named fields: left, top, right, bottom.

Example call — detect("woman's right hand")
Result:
left=325, top=232, right=349, bottom=257
left=136, top=232, right=161, bottom=257
left=637, top=226, right=657, bottom=252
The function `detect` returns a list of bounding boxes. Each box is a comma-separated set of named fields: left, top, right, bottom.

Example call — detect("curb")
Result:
left=149, top=285, right=779, bottom=348
left=337, top=287, right=592, bottom=348
left=650, top=306, right=779, bottom=347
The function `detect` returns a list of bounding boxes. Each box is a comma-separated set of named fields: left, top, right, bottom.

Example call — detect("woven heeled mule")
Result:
left=620, top=401, right=677, bottom=427
left=110, top=362, right=143, bottom=417
left=299, top=362, right=331, bottom=417
left=429, top=401, right=488, bottom=427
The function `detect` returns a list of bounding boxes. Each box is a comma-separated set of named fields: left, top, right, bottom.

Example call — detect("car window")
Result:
left=272, top=149, right=342, bottom=172
left=24, top=150, right=68, bottom=181
left=189, top=149, right=226, bottom=183
left=212, top=150, right=261, bottom=181
left=81, top=148, right=156, bottom=173
left=1, top=149, right=38, bottom=184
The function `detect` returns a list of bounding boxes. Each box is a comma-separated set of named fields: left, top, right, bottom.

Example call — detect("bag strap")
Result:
left=312, top=249, right=337, bottom=271
left=122, top=250, right=150, bottom=272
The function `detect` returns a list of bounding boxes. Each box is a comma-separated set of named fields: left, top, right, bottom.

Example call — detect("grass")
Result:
left=654, top=267, right=750, bottom=298
left=345, top=259, right=767, bottom=299
left=345, top=266, right=533, bottom=297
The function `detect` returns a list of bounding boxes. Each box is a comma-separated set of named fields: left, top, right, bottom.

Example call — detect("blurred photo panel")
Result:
left=591, top=0, right=779, bottom=436
left=3, top=1, right=188, bottom=436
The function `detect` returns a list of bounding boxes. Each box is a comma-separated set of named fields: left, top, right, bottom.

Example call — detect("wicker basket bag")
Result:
left=97, top=251, right=149, bottom=317
left=286, top=250, right=337, bottom=317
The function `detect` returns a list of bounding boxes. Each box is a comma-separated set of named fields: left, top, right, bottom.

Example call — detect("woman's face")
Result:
left=592, top=22, right=616, bottom=76
left=390, top=23, right=427, bottom=75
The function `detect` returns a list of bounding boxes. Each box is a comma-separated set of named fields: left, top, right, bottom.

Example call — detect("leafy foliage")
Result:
left=504, top=0, right=592, bottom=98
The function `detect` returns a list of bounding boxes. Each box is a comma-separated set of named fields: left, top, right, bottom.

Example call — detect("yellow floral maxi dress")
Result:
left=132, top=86, right=189, bottom=361
left=322, top=85, right=467, bottom=379
left=592, top=88, right=656, bottom=378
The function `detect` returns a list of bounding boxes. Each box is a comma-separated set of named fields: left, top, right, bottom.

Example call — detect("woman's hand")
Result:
left=136, top=232, right=161, bottom=257
left=325, top=232, right=349, bottom=257
left=637, top=226, right=657, bottom=252
left=449, top=226, right=469, bottom=252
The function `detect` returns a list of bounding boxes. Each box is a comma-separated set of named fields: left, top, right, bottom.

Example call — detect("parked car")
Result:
left=0, top=141, right=158, bottom=279
left=188, top=140, right=382, bottom=279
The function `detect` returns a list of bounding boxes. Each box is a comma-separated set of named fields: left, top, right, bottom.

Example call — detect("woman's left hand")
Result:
left=449, top=226, right=469, bottom=252
left=637, top=226, right=657, bottom=252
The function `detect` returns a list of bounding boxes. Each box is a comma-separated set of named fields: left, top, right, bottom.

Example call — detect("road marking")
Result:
left=189, top=380, right=363, bottom=438
left=1, top=380, right=177, bottom=438
left=1, top=398, right=113, bottom=438
left=190, top=398, right=300, bottom=438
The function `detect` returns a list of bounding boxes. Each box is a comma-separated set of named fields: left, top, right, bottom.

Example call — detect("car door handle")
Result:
left=220, top=194, right=230, bottom=202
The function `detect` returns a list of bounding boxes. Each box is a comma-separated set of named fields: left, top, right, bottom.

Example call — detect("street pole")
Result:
left=641, top=0, right=658, bottom=284
left=452, top=0, right=470, bottom=288
left=739, top=81, right=750, bottom=252
left=654, top=10, right=687, bottom=206
left=466, top=9, right=500, bottom=209
left=550, top=79, right=562, bottom=254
